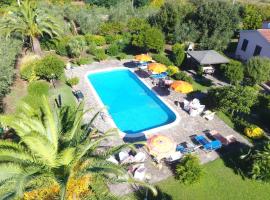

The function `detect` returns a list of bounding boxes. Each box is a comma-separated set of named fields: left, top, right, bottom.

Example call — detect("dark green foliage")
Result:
left=85, top=0, right=120, bottom=8
left=0, top=36, right=22, bottom=109
left=66, top=77, right=79, bottom=87
left=255, top=94, right=270, bottom=129
left=93, top=49, right=107, bottom=61
left=67, top=35, right=87, bottom=58
left=54, top=36, right=71, bottom=56
left=174, top=71, right=193, bottom=83
left=35, top=54, right=65, bottom=80
left=172, top=43, right=185, bottom=66
left=246, top=57, right=270, bottom=85
left=106, top=43, right=120, bottom=56
left=185, top=1, right=240, bottom=50
left=220, top=60, right=244, bottom=85
left=152, top=54, right=173, bottom=66
left=249, top=142, right=270, bottom=182
left=176, top=155, right=203, bottom=184
left=207, top=86, right=257, bottom=115
left=133, top=0, right=150, bottom=8
left=149, top=2, right=186, bottom=41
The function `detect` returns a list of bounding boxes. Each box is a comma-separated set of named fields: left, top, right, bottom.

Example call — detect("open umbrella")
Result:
left=135, top=54, right=152, bottom=62
left=147, top=134, right=176, bottom=162
left=148, top=63, right=167, bottom=74
left=171, top=81, right=193, bottom=94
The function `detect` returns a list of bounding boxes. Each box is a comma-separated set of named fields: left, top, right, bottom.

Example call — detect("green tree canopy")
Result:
left=242, top=5, right=263, bottom=30
left=246, top=57, right=270, bottom=85
left=221, top=60, right=244, bottom=85
left=172, top=43, right=185, bottom=66
left=208, top=86, right=257, bottom=116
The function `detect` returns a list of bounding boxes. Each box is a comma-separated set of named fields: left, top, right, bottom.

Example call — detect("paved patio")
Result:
left=65, top=59, right=250, bottom=196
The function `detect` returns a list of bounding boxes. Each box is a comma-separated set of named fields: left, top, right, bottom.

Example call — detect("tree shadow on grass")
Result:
left=215, top=141, right=252, bottom=179
left=132, top=187, right=173, bottom=200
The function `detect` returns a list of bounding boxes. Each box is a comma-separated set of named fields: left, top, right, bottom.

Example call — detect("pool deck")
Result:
left=65, top=59, right=250, bottom=196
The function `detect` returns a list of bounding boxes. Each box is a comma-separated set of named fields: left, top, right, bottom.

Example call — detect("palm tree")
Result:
left=0, top=0, right=61, bottom=55
left=0, top=97, right=156, bottom=199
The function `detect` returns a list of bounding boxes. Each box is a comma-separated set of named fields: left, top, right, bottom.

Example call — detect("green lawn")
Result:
left=127, top=158, right=270, bottom=200
left=216, top=111, right=235, bottom=129
left=49, top=84, right=77, bottom=107
left=191, top=80, right=210, bottom=92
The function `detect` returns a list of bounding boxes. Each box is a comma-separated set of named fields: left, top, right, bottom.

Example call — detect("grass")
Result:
left=127, top=158, right=270, bottom=200
left=191, top=80, right=210, bottom=92
left=216, top=111, right=235, bottom=129
left=49, top=83, right=76, bottom=107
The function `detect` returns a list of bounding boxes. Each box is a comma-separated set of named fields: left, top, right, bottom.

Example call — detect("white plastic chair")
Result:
left=119, top=151, right=129, bottom=163
left=134, top=152, right=146, bottom=163
left=183, top=100, right=190, bottom=111
left=134, top=164, right=146, bottom=181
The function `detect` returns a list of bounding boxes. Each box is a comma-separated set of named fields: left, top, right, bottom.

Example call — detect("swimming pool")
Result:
left=87, top=69, right=178, bottom=136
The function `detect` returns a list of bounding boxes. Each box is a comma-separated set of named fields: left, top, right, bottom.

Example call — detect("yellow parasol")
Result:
left=147, top=134, right=176, bottom=162
left=134, top=54, right=152, bottom=62
left=171, top=81, right=193, bottom=94
left=148, top=63, right=167, bottom=74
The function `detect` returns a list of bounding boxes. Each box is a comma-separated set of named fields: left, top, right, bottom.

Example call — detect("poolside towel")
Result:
left=150, top=72, right=168, bottom=79
left=195, top=135, right=222, bottom=151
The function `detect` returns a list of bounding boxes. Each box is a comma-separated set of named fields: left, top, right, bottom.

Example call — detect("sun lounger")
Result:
left=106, top=156, right=119, bottom=164
left=150, top=72, right=168, bottom=79
left=195, top=135, right=222, bottom=151
left=202, top=110, right=215, bottom=120
left=165, top=151, right=182, bottom=163
left=209, top=130, right=236, bottom=145
left=133, top=152, right=146, bottom=163
left=119, top=151, right=129, bottom=162
left=176, top=142, right=195, bottom=154
left=134, top=164, right=146, bottom=181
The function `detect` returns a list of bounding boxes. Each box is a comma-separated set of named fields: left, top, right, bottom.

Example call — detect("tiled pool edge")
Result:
left=84, top=67, right=181, bottom=138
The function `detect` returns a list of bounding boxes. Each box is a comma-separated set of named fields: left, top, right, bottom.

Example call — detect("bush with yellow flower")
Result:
left=244, top=125, right=264, bottom=139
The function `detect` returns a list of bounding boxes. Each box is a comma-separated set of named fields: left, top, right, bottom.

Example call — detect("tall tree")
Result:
left=0, top=98, right=156, bottom=199
left=0, top=0, right=61, bottom=55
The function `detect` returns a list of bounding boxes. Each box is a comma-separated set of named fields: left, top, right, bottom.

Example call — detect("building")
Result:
left=235, top=29, right=270, bottom=61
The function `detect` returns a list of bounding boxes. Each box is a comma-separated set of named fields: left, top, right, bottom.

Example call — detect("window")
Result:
left=241, top=39, right=248, bottom=51
left=253, top=45, right=262, bottom=56
left=268, top=23, right=270, bottom=29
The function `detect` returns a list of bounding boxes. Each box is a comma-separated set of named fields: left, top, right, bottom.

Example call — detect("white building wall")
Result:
left=235, top=31, right=270, bottom=61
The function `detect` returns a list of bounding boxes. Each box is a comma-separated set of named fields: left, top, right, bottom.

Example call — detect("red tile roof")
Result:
left=258, top=29, right=270, bottom=43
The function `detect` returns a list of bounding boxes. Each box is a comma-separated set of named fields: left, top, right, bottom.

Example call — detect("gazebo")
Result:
left=187, top=50, right=229, bottom=74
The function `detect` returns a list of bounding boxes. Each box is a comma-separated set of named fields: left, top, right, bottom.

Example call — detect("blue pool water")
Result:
left=87, top=69, right=176, bottom=134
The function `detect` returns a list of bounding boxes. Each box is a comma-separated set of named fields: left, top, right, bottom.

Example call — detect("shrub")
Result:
left=234, top=116, right=250, bottom=133
left=174, top=71, right=193, bottom=83
left=246, top=57, right=270, bottom=85
left=105, top=34, right=123, bottom=44
left=87, top=43, right=97, bottom=55
left=93, top=49, right=107, bottom=61
left=221, top=60, right=244, bottom=85
left=98, top=22, right=124, bottom=36
left=0, top=36, right=22, bottom=102
left=67, top=36, right=86, bottom=57
left=117, top=53, right=127, bottom=60
left=66, top=77, right=79, bottom=87
left=27, top=81, right=50, bottom=96
left=172, top=43, right=185, bottom=66
left=106, top=43, right=120, bottom=56
left=85, top=34, right=106, bottom=46
left=167, top=65, right=179, bottom=76
left=244, top=125, right=264, bottom=139
left=19, top=54, right=40, bottom=81
left=197, top=66, right=204, bottom=77
left=152, top=54, right=173, bottom=66
left=143, top=27, right=165, bottom=53
left=176, top=155, right=203, bottom=184
left=35, top=54, right=65, bottom=80
left=54, top=36, right=71, bottom=56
